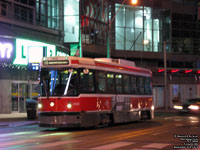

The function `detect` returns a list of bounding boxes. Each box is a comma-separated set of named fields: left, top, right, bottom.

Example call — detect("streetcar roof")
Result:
left=41, top=56, right=152, bottom=76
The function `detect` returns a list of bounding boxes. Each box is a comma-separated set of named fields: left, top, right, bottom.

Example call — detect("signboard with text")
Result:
left=0, top=37, right=15, bottom=63
left=13, top=39, right=56, bottom=65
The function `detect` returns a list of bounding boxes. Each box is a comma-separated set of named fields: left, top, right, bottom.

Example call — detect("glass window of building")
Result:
left=115, top=3, right=166, bottom=52
left=0, top=0, right=35, bottom=24
left=64, top=0, right=79, bottom=42
left=36, top=0, right=59, bottom=29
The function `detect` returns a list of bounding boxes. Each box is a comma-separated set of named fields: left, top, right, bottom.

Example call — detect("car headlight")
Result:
left=188, top=105, right=199, bottom=110
left=173, top=105, right=183, bottom=110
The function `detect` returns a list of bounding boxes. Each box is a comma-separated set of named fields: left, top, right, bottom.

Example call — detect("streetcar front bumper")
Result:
left=38, top=112, right=82, bottom=128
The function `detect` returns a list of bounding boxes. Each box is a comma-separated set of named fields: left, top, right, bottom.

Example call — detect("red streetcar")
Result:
left=38, top=56, right=154, bottom=128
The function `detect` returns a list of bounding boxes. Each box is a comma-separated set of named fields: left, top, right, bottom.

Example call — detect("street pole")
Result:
left=79, top=0, right=82, bottom=57
left=163, top=41, right=167, bottom=111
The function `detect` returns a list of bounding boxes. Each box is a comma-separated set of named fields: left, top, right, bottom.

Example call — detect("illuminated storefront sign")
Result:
left=0, top=37, right=14, bottom=63
left=0, top=43, right=13, bottom=58
left=56, top=50, right=68, bottom=56
left=13, top=39, right=56, bottom=65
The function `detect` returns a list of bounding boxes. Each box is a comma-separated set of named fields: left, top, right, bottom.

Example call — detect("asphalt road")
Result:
left=0, top=113, right=199, bottom=150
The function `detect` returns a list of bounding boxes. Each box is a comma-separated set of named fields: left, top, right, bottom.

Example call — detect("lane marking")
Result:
left=152, top=130, right=168, bottom=136
left=91, top=142, right=134, bottom=150
left=33, top=140, right=79, bottom=148
left=174, top=119, right=182, bottom=122
left=142, top=143, right=171, bottom=149
left=175, top=124, right=183, bottom=127
left=0, top=138, right=39, bottom=148
left=0, top=131, right=37, bottom=138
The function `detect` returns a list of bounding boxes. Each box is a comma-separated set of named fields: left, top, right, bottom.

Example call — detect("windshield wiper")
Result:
left=42, top=78, right=48, bottom=97
left=64, top=71, right=73, bottom=95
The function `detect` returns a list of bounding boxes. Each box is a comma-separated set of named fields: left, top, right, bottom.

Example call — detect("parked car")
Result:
left=26, top=99, right=38, bottom=120
left=173, top=98, right=200, bottom=114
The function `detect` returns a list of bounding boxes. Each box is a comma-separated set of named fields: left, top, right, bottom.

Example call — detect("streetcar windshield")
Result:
left=40, top=69, right=78, bottom=96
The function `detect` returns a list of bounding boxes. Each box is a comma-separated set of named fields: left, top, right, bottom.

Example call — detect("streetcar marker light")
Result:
left=38, top=103, right=42, bottom=109
left=50, top=102, right=55, bottom=107
left=67, top=103, right=72, bottom=109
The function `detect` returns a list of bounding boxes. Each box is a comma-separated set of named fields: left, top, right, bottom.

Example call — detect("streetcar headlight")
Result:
left=173, top=105, right=183, bottom=110
left=67, top=103, right=72, bottom=109
left=151, top=105, right=155, bottom=110
left=50, top=102, right=55, bottom=107
left=38, top=103, right=42, bottom=109
left=188, top=105, right=199, bottom=110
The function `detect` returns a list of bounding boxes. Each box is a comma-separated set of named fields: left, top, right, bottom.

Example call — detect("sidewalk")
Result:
left=0, top=112, right=38, bottom=127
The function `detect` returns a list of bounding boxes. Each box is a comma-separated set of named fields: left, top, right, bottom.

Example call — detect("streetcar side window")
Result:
left=137, top=76, right=145, bottom=95
left=123, top=74, right=131, bottom=94
left=97, top=71, right=106, bottom=92
left=145, top=77, right=152, bottom=95
left=106, top=73, right=115, bottom=93
left=130, top=76, right=137, bottom=94
left=115, top=74, right=123, bottom=93
left=79, top=69, right=95, bottom=93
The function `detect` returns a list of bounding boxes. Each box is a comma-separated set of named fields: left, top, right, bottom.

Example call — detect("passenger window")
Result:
left=80, top=69, right=94, bottom=93
left=123, top=75, right=131, bottom=93
left=137, top=77, right=145, bottom=94
left=107, top=73, right=115, bottom=93
left=145, top=77, right=152, bottom=95
left=115, top=74, right=122, bottom=93
left=130, top=76, right=137, bottom=94
left=97, top=72, right=106, bottom=92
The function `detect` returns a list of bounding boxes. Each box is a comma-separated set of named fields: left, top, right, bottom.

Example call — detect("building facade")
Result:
left=0, top=0, right=68, bottom=113
left=64, top=0, right=200, bottom=109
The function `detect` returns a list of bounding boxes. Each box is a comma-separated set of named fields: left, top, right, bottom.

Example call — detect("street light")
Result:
left=131, top=0, right=138, bottom=5
left=107, top=0, right=138, bottom=58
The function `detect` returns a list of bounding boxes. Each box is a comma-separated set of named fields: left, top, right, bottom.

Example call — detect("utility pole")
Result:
left=163, top=41, right=167, bottom=111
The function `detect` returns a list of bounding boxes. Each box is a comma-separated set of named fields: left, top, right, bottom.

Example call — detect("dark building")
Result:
left=0, top=0, right=68, bottom=113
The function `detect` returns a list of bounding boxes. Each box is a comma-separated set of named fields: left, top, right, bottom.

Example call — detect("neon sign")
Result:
left=0, top=42, right=13, bottom=59
left=13, top=39, right=56, bottom=65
